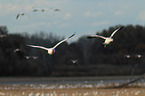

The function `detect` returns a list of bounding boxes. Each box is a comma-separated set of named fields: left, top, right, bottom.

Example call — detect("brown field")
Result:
left=0, top=76, right=144, bottom=96
left=0, top=85, right=145, bottom=96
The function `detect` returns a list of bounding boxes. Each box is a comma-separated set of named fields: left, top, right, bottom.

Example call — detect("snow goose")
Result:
left=27, top=33, right=75, bottom=55
left=16, top=12, right=30, bottom=19
left=87, top=27, right=123, bottom=47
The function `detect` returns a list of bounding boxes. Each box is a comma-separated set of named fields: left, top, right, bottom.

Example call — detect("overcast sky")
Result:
left=1, top=0, right=145, bottom=42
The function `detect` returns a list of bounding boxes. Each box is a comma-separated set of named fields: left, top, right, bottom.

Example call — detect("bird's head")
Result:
left=47, top=48, right=55, bottom=55
left=103, top=38, right=114, bottom=46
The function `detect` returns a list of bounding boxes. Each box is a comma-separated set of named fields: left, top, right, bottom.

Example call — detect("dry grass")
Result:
left=0, top=84, right=144, bottom=96
left=0, top=76, right=144, bottom=96
left=0, top=87, right=145, bottom=96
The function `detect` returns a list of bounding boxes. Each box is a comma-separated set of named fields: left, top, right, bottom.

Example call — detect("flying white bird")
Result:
left=135, top=54, right=142, bottom=58
left=87, top=27, right=123, bottom=47
left=16, top=13, right=30, bottom=19
left=13, top=48, right=22, bottom=53
left=124, top=55, right=131, bottom=58
left=27, top=33, right=75, bottom=55
left=14, top=48, right=38, bottom=60
left=25, top=56, right=38, bottom=60
left=0, top=35, right=6, bottom=37
left=71, top=59, right=78, bottom=64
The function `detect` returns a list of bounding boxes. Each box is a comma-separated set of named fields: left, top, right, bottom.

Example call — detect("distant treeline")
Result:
left=0, top=25, right=145, bottom=77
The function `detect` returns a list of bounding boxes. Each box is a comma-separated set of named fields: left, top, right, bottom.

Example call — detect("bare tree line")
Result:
left=0, top=24, right=145, bottom=76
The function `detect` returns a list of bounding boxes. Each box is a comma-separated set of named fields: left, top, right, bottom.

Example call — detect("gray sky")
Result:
left=1, top=0, right=145, bottom=42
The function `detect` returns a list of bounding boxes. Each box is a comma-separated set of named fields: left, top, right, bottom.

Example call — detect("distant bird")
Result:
left=33, top=7, right=60, bottom=13
left=0, top=35, right=6, bottom=37
left=14, top=48, right=22, bottom=53
left=13, top=48, right=26, bottom=59
left=87, top=27, right=123, bottom=47
left=124, top=55, right=131, bottom=58
left=25, top=56, right=38, bottom=60
left=135, top=54, right=142, bottom=58
left=27, top=33, right=75, bottom=55
left=54, top=9, right=60, bottom=11
left=14, top=48, right=38, bottom=60
left=33, top=9, right=46, bottom=12
left=33, top=9, right=39, bottom=12
left=16, top=13, right=30, bottom=19
left=32, top=7, right=49, bottom=12
left=71, top=59, right=78, bottom=64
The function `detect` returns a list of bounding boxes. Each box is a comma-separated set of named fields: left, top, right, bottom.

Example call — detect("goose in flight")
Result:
left=33, top=7, right=60, bottom=13
left=135, top=54, right=142, bottom=58
left=14, top=48, right=38, bottom=60
left=54, top=9, right=60, bottom=11
left=124, top=55, right=131, bottom=58
left=33, top=8, right=48, bottom=12
left=32, top=7, right=51, bottom=12
left=27, top=33, right=75, bottom=55
left=16, top=13, right=30, bottom=19
left=14, top=48, right=22, bottom=53
left=87, top=27, right=123, bottom=47
left=71, top=59, right=78, bottom=64
left=0, top=35, right=6, bottom=37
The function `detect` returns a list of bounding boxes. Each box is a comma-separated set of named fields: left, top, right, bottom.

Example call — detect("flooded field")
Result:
left=0, top=76, right=144, bottom=96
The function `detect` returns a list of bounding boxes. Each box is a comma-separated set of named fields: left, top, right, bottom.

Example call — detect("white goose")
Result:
left=27, top=33, right=75, bottom=55
left=87, top=27, right=123, bottom=47
left=16, top=12, right=30, bottom=19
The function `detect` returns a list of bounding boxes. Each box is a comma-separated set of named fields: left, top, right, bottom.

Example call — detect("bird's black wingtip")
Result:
left=69, top=32, right=76, bottom=38
left=119, top=26, right=124, bottom=30
left=16, top=15, right=19, bottom=19
left=72, top=32, right=76, bottom=36
left=117, top=26, right=124, bottom=31
left=87, top=36, right=92, bottom=39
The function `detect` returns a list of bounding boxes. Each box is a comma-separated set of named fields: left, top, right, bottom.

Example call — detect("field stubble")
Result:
left=0, top=76, right=144, bottom=96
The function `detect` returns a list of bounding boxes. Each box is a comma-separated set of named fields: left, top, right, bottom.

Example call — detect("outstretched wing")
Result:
left=53, top=33, right=75, bottom=48
left=87, top=35, right=106, bottom=40
left=16, top=14, right=20, bottom=19
left=110, top=26, right=123, bottom=38
left=27, top=45, right=48, bottom=51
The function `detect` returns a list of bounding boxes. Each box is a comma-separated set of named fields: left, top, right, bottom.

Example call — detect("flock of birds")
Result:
left=26, top=26, right=123, bottom=55
left=7, top=26, right=124, bottom=63
left=16, top=7, right=60, bottom=19
left=1, top=7, right=144, bottom=96
left=14, top=7, right=124, bottom=56
left=5, top=8, right=143, bottom=62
